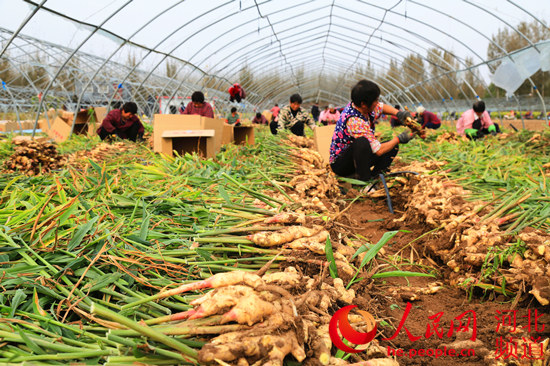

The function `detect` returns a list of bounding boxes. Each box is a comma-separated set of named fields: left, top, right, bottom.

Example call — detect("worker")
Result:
left=226, top=107, right=241, bottom=126
left=277, top=93, right=316, bottom=136
left=269, top=104, right=281, bottom=134
left=252, top=112, right=268, bottom=125
left=311, top=103, right=320, bottom=122
left=456, top=100, right=499, bottom=140
left=182, top=91, right=214, bottom=118
left=319, top=104, right=341, bottom=125
left=416, top=106, right=441, bottom=129
left=97, top=101, right=144, bottom=142
left=330, top=79, right=413, bottom=182
left=228, top=83, right=246, bottom=103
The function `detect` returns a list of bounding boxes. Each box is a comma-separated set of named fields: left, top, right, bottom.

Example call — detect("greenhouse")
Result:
left=0, top=1, right=549, bottom=365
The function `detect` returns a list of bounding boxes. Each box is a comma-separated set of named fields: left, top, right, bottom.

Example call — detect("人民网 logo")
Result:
left=329, top=305, right=377, bottom=353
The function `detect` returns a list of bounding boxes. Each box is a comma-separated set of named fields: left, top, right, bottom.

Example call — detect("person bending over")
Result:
left=97, top=101, right=144, bottom=142
left=277, top=93, right=316, bottom=136
left=226, top=107, right=241, bottom=126
left=457, top=100, right=499, bottom=140
left=182, top=91, right=214, bottom=118
left=416, top=106, right=441, bottom=129
left=330, top=79, right=413, bottom=182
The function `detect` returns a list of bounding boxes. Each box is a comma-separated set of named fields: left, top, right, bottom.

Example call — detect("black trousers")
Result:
left=269, top=121, right=278, bottom=135
left=98, top=123, right=143, bottom=142
left=468, top=120, right=501, bottom=140
left=230, top=95, right=242, bottom=103
left=331, top=137, right=398, bottom=182
left=290, top=121, right=305, bottom=136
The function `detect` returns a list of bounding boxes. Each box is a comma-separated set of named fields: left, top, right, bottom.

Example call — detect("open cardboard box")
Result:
left=233, top=125, right=255, bottom=145
left=47, top=108, right=100, bottom=142
left=153, top=114, right=225, bottom=158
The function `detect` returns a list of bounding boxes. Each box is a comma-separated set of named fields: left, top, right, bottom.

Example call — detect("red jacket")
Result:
left=98, top=109, right=144, bottom=137
left=228, top=85, right=246, bottom=99
left=419, top=110, right=441, bottom=128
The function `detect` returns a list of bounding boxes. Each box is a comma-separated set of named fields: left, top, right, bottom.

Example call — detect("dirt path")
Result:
left=344, top=191, right=550, bottom=365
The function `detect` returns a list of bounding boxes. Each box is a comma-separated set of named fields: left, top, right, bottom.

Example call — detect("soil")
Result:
left=343, top=189, right=550, bottom=365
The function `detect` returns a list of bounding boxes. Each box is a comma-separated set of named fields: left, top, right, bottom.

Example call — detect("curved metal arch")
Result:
left=0, top=0, right=47, bottom=59
left=139, top=0, right=489, bottom=112
left=208, top=2, right=480, bottom=102
left=151, top=1, right=332, bottom=109
left=106, top=0, right=241, bottom=110
left=240, top=29, right=448, bottom=107
left=1, top=29, right=77, bottom=127
left=410, top=0, right=544, bottom=124
left=31, top=0, right=134, bottom=137
left=203, top=8, right=479, bottom=105
left=253, top=54, right=419, bottom=108
left=216, top=27, right=448, bottom=109
left=150, top=9, right=325, bottom=113
left=71, top=1, right=187, bottom=126
left=327, top=6, right=481, bottom=101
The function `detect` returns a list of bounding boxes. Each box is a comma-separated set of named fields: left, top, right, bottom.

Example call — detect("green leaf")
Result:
left=371, top=271, right=436, bottom=279
left=139, top=215, right=150, bottom=241
left=218, top=185, right=232, bottom=204
left=9, top=289, right=27, bottom=317
left=325, top=236, right=338, bottom=279
left=337, top=177, right=369, bottom=185
left=57, top=203, right=78, bottom=227
left=195, top=248, right=215, bottom=261
left=53, top=257, right=87, bottom=279
left=88, top=158, right=103, bottom=175
left=88, top=273, right=123, bottom=292
left=18, top=328, right=45, bottom=354
left=358, top=231, right=398, bottom=270
left=350, top=243, right=371, bottom=261
left=68, top=216, right=99, bottom=251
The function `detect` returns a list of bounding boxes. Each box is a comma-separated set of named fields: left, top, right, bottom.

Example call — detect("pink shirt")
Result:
left=270, top=106, right=280, bottom=121
left=456, top=109, right=494, bottom=135
left=320, top=110, right=341, bottom=124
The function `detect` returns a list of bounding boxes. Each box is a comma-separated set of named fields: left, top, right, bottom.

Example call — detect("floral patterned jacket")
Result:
left=329, top=102, right=383, bottom=164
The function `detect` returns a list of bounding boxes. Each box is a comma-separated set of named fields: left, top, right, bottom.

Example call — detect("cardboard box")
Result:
left=314, top=125, right=336, bottom=164
left=153, top=114, right=225, bottom=158
left=222, top=125, right=234, bottom=145
left=62, top=111, right=74, bottom=120
left=38, top=119, right=50, bottom=132
left=162, top=130, right=215, bottom=157
left=6, top=121, right=19, bottom=132
left=94, top=107, right=108, bottom=124
left=47, top=117, right=72, bottom=142
left=202, top=117, right=225, bottom=153
left=233, top=126, right=255, bottom=145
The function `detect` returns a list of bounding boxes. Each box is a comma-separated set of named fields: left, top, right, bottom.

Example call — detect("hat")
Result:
left=328, top=104, right=335, bottom=109
left=416, top=106, right=425, bottom=114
